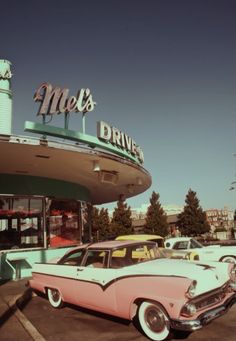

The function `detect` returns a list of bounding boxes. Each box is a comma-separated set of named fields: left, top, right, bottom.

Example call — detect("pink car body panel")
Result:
left=30, top=271, right=192, bottom=319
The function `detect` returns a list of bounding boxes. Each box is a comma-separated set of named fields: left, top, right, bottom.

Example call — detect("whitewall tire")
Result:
left=138, top=301, right=171, bottom=341
left=48, top=288, right=64, bottom=308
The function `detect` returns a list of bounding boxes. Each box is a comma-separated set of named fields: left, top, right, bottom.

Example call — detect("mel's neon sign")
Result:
left=29, top=82, right=144, bottom=164
left=34, top=82, right=96, bottom=115
left=0, top=70, right=12, bottom=79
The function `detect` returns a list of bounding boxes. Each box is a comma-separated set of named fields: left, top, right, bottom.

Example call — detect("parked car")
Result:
left=116, top=234, right=192, bottom=260
left=29, top=240, right=236, bottom=341
left=116, top=234, right=164, bottom=247
left=165, top=237, right=236, bottom=263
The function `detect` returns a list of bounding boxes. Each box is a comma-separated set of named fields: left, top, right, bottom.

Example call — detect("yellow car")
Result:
left=116, top=234, right=164, bottom=247
left=116, top=234, right=193, bottom=260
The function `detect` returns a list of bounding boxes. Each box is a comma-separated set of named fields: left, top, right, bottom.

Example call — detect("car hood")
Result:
left=192, top=245, right=236, bottom=256
left=204, top=245, right=236, bottom=251
left=130, top=258, right=230, bottom=295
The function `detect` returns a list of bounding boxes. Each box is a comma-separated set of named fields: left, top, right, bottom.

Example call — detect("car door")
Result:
left=74, top=249, right=118, bottom=313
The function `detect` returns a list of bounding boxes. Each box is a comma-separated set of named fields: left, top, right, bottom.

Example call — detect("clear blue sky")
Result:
left=1, top=0, right=236, bottom=211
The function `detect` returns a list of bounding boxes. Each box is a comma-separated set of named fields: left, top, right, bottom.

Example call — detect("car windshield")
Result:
left=190, top=239, right=203, bottom=248
left=172, top=239, right=204, bottom=250
left=110, top=243, right=165, bottom=268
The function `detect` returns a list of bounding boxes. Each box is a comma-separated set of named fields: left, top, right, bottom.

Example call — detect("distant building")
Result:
left=206, top=208, right=234, bottom=240
left=132, top=218, right=146, bottom=233
left=131, top=213, right=180, bottom=236
left=206, top=208, right=234, bottom=230
left=131, top=206, right=234, bottom=239
left=130, top=204, right=183, bottom=219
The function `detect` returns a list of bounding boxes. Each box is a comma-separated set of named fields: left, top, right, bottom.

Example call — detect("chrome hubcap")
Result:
left=51, top=290, right=60, bottom=302
left=144, top=306, right=166, bottom=333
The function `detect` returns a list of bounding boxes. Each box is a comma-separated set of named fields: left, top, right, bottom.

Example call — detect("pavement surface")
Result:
left=22, top=295, right=236, bottom=341
left=0, top=279, right=236, bottom=341
left=0, top=278, right=45, bottom=341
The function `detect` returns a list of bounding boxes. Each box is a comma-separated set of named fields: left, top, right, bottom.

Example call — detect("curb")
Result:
left=2, top=289, right=46, bottom=341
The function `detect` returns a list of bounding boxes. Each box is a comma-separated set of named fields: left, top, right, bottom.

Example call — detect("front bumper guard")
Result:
left=171, top=293, right=236, bottom=332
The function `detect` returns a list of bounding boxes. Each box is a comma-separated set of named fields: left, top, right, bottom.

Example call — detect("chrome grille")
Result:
left=193, top=283, right=229, bottom=311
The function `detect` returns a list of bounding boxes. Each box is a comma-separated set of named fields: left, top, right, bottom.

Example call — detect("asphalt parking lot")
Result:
left=21, top=294, right=236, bottom=341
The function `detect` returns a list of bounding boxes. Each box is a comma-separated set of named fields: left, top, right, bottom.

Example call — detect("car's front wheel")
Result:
left=47, top=288, right=64, bottom=308
left=138, top=301, right=171, bottom=341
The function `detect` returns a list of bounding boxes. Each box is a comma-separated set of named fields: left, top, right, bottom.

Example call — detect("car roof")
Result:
left=63, top=240, right=156, bottom=255
left=116, top=234, right=163, bottom=241
left=88, top=240, right=155, bottom=250
left=165, top=237, right=191, bottom=243
left=166, top=237, right=191, bottom=242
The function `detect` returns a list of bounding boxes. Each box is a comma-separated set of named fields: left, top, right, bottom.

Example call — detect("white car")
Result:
left=165, top=237, right=236, bottom=263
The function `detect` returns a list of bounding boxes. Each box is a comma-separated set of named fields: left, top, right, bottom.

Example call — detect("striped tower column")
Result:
left=0, top=59, right=13, bottom=135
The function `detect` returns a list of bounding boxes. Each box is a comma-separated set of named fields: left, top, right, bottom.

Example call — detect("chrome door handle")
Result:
left=91, top=278, right=100, bottom=283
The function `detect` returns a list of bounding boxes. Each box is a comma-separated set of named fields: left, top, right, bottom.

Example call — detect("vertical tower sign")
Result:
left=0, top=59, right=13, bottom=135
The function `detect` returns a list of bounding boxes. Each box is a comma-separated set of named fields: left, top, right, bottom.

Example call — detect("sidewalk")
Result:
left=0, top=278, right=46, bottom=341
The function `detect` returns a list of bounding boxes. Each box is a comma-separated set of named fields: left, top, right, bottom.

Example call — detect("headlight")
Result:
left=184, top=252, right=199, bottom=261
left=185, top=280, right=197, bottom=298
left=181, top=303, right=197, bottom=317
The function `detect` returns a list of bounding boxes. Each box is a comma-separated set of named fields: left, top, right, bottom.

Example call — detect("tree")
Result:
left=144, top=191, right=169, bottom=237
left=110, top=198, right=133, bottom=238
left=91, top=207, right=111, bottom=241
left=97, top=208, right=111, bottom=241
left=90, top=206, right=100, bottom=241
left=177, top=189, right=210, bottom=236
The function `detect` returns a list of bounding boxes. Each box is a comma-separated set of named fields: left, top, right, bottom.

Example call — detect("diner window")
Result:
left=0, top=196, right=44, bottom=250
left=48, top=199, right=81, bottom=247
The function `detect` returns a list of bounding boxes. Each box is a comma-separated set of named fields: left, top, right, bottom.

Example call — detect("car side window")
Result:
left=110, top=248, right=128, bottom=268
left=84, top=250, right=109, bottom=268
left=173, top=241, right=188, bottom=250
left=58, top=249, right=85, bottom=266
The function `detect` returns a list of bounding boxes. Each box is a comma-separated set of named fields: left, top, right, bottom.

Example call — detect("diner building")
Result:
left=0, top=59, right=152, bottom=280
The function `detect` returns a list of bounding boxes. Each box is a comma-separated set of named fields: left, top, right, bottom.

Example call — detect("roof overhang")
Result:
left=0, top=134, right=152, bottom=205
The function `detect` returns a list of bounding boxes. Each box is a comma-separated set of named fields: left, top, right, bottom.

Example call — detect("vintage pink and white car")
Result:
left=29, top=240, right=236, bottom=341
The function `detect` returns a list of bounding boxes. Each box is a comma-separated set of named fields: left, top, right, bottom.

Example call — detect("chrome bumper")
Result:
left=171, top=294, right=236, bottom=332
